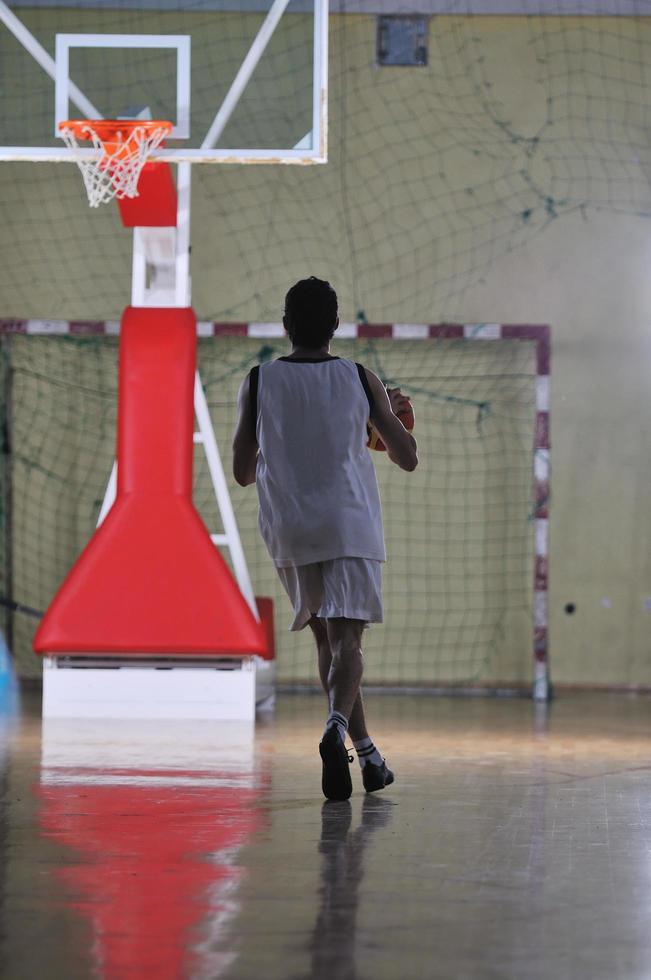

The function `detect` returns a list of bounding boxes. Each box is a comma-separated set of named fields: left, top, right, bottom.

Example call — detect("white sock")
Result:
left=352, top=736, right=383, bottom=768
left=325, top=710, right=348, bottom=743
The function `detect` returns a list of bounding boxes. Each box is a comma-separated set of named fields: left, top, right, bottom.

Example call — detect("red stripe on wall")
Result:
left=69, top=321, right=106, bottom=335
left=501, top=324, right=548, bottom=342
left=357, top=324, right=393, bottom=338
left=534, top=627, right=548, bottom=660
left=535, top=412, right=550, bottom=450
left=501, top=325, right=550, bottom=375
left=212, top=323, right=249, bottom=336
left=534, top=556, right=548, bottom=591
left=428, top=324, right=464, bottom=339
left=534, top=479, right=549, bottom=520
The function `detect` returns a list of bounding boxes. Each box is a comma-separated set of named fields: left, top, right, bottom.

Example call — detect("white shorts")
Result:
left=276, top=558, right=384, bottom=631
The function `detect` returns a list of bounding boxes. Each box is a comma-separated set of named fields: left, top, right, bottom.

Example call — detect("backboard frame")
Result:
left=0, top=0, right=328, bottom=165
left=55, top=34, right=191, bottom=141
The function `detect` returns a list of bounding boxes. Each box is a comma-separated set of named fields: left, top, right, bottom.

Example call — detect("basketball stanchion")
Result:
left=34, top=119, right=273, bottom=719
left=0, top=5, right=328, bottom=710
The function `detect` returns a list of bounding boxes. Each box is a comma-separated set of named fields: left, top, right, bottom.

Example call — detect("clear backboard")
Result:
left=0, top=0, right=328, bottom=165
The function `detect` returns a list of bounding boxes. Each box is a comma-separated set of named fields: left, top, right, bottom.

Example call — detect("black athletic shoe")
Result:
left=319, top=727, right=353, bottom=801
left=362, top=759, right=395, bottom=793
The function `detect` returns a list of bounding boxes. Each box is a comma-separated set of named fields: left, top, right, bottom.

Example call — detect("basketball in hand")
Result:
left=367, top=392, right=415, bottom=452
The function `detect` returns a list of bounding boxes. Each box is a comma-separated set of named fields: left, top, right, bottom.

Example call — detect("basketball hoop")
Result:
left=59, top=119, right=174, bottom=208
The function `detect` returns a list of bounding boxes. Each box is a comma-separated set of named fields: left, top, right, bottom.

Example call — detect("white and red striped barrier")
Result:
left=0, top=319, right=550, bottom=700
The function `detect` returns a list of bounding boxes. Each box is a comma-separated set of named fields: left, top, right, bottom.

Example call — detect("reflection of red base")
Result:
left=39, top=775, right=265, bottom=980
left=34, top=306, right=266, bottom=658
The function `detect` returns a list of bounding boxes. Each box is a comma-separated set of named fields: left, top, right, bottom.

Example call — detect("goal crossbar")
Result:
left=0, top=319, right=550, bottom=701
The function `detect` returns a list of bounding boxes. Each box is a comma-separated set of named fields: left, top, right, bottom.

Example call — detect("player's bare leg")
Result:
left=315, top=616, right=362, bottom=800
left=325, top=617, right=364, bottom=720
left=311, top=615, right=394, bottom=798
left=308, top=616, right=368, bottom=741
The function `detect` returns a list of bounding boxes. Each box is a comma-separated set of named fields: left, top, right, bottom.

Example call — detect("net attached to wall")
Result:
left=0, top=4, right=649, bottom=320
left=0, top=3, right=649, bottom=685
left=0, top=331, right=537, bottom=687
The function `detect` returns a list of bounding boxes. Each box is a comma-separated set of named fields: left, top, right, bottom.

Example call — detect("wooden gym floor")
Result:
left=1, top=688, right=650, bottom=979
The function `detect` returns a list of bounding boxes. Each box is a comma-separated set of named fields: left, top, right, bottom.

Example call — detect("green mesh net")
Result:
left=0, top=332, right=537, bottom=687
left=1, top=4, right=647, bottom=687
left=0, top=7, right=649, bottom=321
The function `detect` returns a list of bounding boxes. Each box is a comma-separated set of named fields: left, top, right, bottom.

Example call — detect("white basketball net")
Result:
left=60, top=122, right=171, bottom=208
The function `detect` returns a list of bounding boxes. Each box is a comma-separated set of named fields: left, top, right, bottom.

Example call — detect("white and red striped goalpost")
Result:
left=0, top=318, right=550, bottom=701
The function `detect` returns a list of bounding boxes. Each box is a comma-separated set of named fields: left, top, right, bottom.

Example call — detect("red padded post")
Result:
left=33, top=307, right=267, bottom=657
left=254, top=597, right=275, bottom=662
left=117, top=162, right=177, bottom=227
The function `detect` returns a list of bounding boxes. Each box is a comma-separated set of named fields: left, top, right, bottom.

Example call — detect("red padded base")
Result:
left=34, top=306, right=267, bottom=658
left=34, top=495, right=266, bottom=655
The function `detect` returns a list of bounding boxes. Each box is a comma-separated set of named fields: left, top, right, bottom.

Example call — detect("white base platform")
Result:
left=42, top=654, right=276, bottom=720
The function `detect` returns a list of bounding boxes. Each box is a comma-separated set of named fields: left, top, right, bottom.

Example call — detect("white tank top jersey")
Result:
left=252, top=356, right=386, bottom=567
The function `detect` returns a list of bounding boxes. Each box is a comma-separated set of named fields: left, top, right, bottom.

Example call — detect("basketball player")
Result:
left=232, top=277, right=418, bottom=800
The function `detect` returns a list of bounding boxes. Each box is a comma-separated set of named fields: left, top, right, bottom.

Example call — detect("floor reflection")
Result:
left=37, top=720, right=268, bottom=980
left=310, top=795, right=396, bottom=980
left=3, top=692, right=651, bottom=980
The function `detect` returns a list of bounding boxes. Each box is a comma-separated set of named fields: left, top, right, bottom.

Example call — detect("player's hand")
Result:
left=387, top=386, right=411, bottom=417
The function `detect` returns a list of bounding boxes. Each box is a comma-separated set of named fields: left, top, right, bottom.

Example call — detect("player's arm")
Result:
left=364, top=368, right=418, bottom=472
left=232, top=373, right=259, bottom=487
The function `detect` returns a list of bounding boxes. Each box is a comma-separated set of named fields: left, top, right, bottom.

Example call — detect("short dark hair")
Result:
left=283, top=277, right=338, bottom=349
